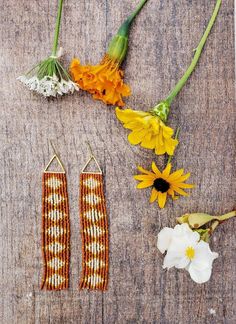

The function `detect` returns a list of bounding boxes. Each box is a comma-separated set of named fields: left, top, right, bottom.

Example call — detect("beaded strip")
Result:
left=41, top=172, right=70, bottom=290
left=79, top=173, right=109, bottom=290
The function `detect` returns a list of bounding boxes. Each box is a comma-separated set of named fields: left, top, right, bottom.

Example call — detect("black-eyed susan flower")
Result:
left=134, top=162, right=194, bottom=209
left=116, top=0, right=221, bottom=154
left=18, top=0, right=78, bottom=97
left=70, top=0, right=148, bottom=106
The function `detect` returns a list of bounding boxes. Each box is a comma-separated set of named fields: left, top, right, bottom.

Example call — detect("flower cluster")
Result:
left=116, top=1, right=222, bottom=209
left=70, top=56, right=131, bottom=106
left=18, top=73, right=78, bottom=98
left=17, top=0, right=78, bottom=98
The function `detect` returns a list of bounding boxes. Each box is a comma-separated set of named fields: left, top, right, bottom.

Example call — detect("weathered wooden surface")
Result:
left=0, top=0, right=235, bottom=323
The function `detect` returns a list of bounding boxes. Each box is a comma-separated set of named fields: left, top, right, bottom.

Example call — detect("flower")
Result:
left=70, top=0, right=148, bottom=106
left=70, top=56, right=131, bottom=106
left=18, top=73, right=78, bottom=97
left=116, top=105, right=178, bottom=155
left=134, top=162, right=194, bottom=208
left=157, top=223, right=219, bottom=284
left=17, top=0, right=78, bottom=98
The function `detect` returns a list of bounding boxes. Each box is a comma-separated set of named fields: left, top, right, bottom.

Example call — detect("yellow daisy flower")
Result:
left=116, top=106, right=178, bottom=155
left=134, top=162, right=194, bottom=209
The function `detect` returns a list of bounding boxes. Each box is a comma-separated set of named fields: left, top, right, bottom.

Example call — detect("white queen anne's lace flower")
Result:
left=157, top=223, right=218, bottom=284
left=18, top=73, right=78, bottom=97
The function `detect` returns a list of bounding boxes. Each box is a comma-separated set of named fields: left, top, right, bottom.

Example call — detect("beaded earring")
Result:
left=41, top=142, right=70, bottom=290
left=79, top=143, right=109, bottom=290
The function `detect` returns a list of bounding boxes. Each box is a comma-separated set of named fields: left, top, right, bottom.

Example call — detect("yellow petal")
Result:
left=162, top=125, right=174, bottom=138
left=155, top=143, right=166, bottom=155
left=174, top=183, right=195, bottom=189
left=157, top=192, right=167, bottom=209
left=150, top=188, right=158, bottom=203
left=162, top=163, right=172, bottom=178
left=128, top=129, right=149, bottom=145
left=151, top=162, right=162, bottom=176
left=171, top=185, right=189, bottom=196
left=134, top=175, right=155, bottom=181
left=115, top=107, right=147, bottom=123
left=140, top=133, right=156, bottom=149
left=137, top=181, right=153, bottom=189
left=174, top=173, right=191, bottom=183
left=150, top=118, right=160, bottom=134
left=165, top=138, right=178, bottom=156
left=123, top=121, right=143, bottom=130
left=137, top=166, right=154, bottom=175
left=167, top=169, right=184, bottom=181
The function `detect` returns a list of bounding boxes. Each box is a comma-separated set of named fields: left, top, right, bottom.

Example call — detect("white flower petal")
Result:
left=173, top=223, right=193, bottom=236
left=163, top=251, right=187, bottom=269
left=157, top=227, right=174, bottom=254
left=175, top=256, right=190, bottom=269
left=191, top=241, right=218, bottom=270
left=17, top=73, right=79, bottom=97
left=188, top=264, right=213, bottom=284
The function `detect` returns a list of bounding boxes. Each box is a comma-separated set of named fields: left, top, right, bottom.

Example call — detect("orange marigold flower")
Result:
left=70, top=55, right=131, bottom=106
left=70, top=0, right=148, bottom=106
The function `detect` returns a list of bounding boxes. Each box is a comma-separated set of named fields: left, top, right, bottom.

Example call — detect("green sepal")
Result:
left=107, top=0, right=148, bottom=64
left=107, top=35, right=129, bottom=64
left=151, top=101, right=170, bottom=123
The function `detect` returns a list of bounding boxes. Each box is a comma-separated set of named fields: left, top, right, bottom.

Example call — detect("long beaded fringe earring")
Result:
left=41, top=141, right=70, bottom=290
left=79, top=143, right=109, bottom=290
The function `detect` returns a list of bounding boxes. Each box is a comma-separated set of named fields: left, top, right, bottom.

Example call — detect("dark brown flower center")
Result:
left=153, top=178, right=170, bottom=193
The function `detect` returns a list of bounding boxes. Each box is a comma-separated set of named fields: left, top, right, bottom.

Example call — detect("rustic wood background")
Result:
left=0, top=0, right=235, bottom=323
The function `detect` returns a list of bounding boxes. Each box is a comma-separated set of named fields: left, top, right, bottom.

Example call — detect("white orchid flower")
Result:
left=157, top=223, right=218, bottom=284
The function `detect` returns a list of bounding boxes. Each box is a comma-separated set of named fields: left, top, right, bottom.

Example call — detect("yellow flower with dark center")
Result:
left=134, top=162, right=194, bottom=209
left=70, top=56, right=131, bottom=106
left=116, top=107, right=178, bottom=155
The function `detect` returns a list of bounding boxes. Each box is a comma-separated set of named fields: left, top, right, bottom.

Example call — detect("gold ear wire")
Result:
left=86, top=141, right=94, bottom=157
left=81, top=142, right=102, bottom=175
left=44, top=140, right=66, bottom=174
left=50, top=140, right=58, bottom=156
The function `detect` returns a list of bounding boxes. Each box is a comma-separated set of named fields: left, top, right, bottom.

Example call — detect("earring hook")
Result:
left=44, top=139, right=66, bottom=174
left=50, top=140, right=59, bottom=157
left=81, top=141, right=102, bottom=174
left=86, top=141, right=94, bottom=158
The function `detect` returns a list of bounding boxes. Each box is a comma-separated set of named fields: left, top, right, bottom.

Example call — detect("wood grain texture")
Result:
left=0, top=0, right=235, bottom=323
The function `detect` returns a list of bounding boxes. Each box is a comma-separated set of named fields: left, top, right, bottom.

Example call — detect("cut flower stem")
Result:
left=18, top=0, right=78, bottom=97
left=108, top=0, right=148, bottom=64
left=52, top=0, right=64, bottom=56
left=165, top=0, right=222, bottom=105
left=118, top=0, right=148, bottom=37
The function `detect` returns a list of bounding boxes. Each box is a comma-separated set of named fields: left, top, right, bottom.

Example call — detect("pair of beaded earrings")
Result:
left=41, top=142, right=109, bottom=291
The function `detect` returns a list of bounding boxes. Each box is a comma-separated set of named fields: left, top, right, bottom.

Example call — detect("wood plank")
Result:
left=0, top=0, right=235, bottom=323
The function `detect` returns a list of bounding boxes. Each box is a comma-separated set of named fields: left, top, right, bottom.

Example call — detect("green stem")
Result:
left=209, top=211, right=236, bottom=236
left=118, top=0, right=148, bottom=37
left=167, top=127, right=180, bottom=164
left=166, top=0, right=221, bottom=105
left=52, top=0, right=64, bottom=56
